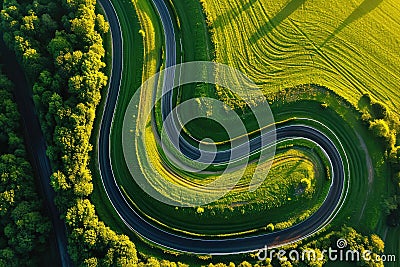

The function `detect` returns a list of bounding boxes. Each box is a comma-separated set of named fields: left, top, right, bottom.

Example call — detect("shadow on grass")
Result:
left=320, top=0, right=383, bottom=47
left=249, top=0, right=307, bottom=44
left=212, top=0, right=258, bottom=28
left=143, top=48, right=161, bottom=66
left=357, top=94, right=371, bottom=110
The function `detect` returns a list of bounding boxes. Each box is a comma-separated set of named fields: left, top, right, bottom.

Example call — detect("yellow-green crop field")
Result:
left=200, top=0, right=400, bottom=113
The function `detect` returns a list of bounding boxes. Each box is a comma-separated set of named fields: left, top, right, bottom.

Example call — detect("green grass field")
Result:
left=114, top=82, right=388, bottom=238
left=89, top=0, right=399, bottom=264
left=270, top=86, right=390, bottom=232
left=197, top=1, right=400, bottom=260
left=194, top=0, right=397, bottom=250
left=119, top=139, right=330, bottom=236
left=103, top=0, right=393, bottom=236
left=199, top=0, right=400, bottom=116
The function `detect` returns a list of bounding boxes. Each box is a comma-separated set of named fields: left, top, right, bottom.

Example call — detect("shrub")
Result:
left=369, top=119, right=390, bottom=139
left=266, top=223, right=274, bottom=232
left=371, top=102, right=388, bottom=120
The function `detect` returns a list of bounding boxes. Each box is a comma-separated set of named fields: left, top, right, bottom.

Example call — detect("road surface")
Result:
left=98, top=0, right=347, bottom=254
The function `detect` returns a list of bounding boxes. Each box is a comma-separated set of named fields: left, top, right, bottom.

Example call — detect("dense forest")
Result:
left=0, top=0, right=138, bottom=265
left=0, top=71, right=50, bottom=266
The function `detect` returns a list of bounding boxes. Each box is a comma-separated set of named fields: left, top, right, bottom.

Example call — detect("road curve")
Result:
left=99, top=0, right=347, bottom=254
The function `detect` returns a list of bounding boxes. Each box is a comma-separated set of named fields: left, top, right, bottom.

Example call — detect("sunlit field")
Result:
left=200, top=0, right=400, bottom=114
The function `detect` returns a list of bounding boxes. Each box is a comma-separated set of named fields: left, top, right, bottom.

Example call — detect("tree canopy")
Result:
left=0, top=72, right=50, bottom=266
left=0, top=0, right=139, bottom=264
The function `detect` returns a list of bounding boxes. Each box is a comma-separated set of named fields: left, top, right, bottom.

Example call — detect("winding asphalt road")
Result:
left=99, top=0, right=347, bottom=254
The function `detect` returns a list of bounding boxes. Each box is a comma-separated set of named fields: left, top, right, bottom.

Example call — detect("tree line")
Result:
left=136, top=227, right=385, bottom=267
left=0, top=0, right=138, bottom=265
left=359, top=94, right=400, bottom=226
left=0, top=72, right=50, bottom=266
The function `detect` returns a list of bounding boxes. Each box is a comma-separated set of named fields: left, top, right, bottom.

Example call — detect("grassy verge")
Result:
left=123, top=137, right=329, bottom=236
left=91, top=0, right=198, bottom=262
left=89, top=2, right=131, bottom=235
left=92, top=0, right=395, bottom=263
left=170, top=0, right=215, bottom=100
left=90, top=0, right=179, bottom=259
left=270, top=85, right=390, bottom=234
left=90, top=0, right=165, bottom=253
left=117, top=83, right=385, bottom=237
left=380, top=226, right=400, bottom=267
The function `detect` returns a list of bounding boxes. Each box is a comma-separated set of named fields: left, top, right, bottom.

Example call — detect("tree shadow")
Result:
left=357, top=93, right=371, bottom=110
left=320, top=0, right=383, bottom=48
left=213, top=0, right=258, bottom=28
left=249, top=0, right=307, bottom=44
